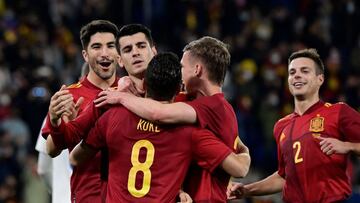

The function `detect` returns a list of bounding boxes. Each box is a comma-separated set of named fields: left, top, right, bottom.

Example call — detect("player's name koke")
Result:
left=137, top=119, right=161, bottom=133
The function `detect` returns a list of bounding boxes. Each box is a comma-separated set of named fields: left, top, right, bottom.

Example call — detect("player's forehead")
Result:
left=180, top=51, right=192, bottom=64
left=288, top=57, right=316, bottom=71
left=119, top=32, right=149, bottom=48
left=88, top=32, right=116, bottom=45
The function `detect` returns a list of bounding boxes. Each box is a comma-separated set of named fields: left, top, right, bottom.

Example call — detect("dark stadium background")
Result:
left=0, top=0, right=359, bottom=202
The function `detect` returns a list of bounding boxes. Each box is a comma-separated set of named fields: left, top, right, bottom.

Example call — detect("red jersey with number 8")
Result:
left=85, top=106, right=232, bottom=203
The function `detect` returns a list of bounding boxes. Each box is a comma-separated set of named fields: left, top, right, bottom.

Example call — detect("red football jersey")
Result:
left=183, top=93, right=239, bottom=202
left=41, top=76, right=118, bottom=203
left=274, top=101, right=360, bottom=202
left=85, top=106, right=232, bottom=203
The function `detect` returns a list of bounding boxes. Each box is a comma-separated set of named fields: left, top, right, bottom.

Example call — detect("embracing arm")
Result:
left=95, top=91, right=196, bottom=124
left=69, top=141, right=97, bottom=167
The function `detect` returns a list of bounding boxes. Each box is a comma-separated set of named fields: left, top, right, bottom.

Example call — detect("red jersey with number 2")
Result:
left=275, top=101, right=360, bottom=203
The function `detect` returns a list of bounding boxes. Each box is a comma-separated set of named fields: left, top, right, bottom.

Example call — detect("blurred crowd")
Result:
left=0, top=0, right=359, bottom=202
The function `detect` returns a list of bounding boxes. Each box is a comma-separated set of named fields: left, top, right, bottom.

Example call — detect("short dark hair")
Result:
left=288, top=48, right=325, bottom=75
left=145, top=52, right=182, bottom=101
left=183, top=36, right=230, bottom=85
left=117, top=24, right=154, bottom=52
left=80, top=20, right=119, bottom=50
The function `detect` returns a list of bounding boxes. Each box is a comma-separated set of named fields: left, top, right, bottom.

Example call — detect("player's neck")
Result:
left=129, top=75, right=145, bottom=93
left=87, top=72, right=116, bottom=90
left=195, top=80, right=221, bottom=98
left=294, top=94, right=320, bottom=115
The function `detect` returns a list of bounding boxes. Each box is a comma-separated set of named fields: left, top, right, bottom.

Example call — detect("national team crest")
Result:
left=309, top=116, right=324, bottom=132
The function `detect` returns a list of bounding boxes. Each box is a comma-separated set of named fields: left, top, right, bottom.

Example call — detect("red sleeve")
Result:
left=339, top=104, right=360, bottom=142
left=41, top=115, right=67, bottom=149
left=84, top=111, right=109, bottom=149
left=191, top=129, right=232, bottom=173
left=42, top=103, right=104, bottom=149
left=41, top=114, right=53, bottom=139
left=273, top=120, right=286, bottom=178
left=186, top=97, right=214, bottom=129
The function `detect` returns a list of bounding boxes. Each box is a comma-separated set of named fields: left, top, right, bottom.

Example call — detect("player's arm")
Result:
left=69, top=141, right=98, bottom=166
left=45, top=103, right=102, bottom=157
left=70, top=110, right=108, bottom=166
left=46, top=135, right=62, bottom=157
left=319, top=104, right=360, bottom=156
left=231, top=137, right=251, bottom=177
left=44, top=85, right=83, bottom=157
left=48, top=85, right=80, bottom=127
left=218, top=137, right=251, bottom=177
left=346, top=143, right=360, bottom=156
left=228, top=171, right=284, bottom=199
left=192, top=129, right=250, bottom=178
left=220, top=151, right=250, bottom=178
left=94, top=91, right=196, bottom=124
left=318, top=137, right=360, bottom=156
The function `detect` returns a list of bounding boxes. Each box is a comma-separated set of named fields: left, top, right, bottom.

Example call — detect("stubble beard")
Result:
left=93, top=66, right=115, bottom=81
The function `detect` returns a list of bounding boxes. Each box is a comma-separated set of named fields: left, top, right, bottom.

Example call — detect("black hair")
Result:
left=145, top=52, right=181, bottom=101
left=80, top=20, right=119, bottom=50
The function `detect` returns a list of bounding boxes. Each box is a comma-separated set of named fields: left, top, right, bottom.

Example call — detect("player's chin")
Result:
left=100, top=71, right=115, bottom=80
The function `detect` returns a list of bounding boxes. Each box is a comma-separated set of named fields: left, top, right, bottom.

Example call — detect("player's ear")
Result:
left=195, top=64, right=203, bottom=77
left=82, top=50, right=89, bottom=62
left=318, top=74, right=324, bottom=86
left=117, top=55, right=125, bottom=68
left=151, top=46, right=157, bottom=56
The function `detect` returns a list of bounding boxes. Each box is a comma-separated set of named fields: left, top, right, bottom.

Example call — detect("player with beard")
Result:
left=41, top=20, right=120, bottom=203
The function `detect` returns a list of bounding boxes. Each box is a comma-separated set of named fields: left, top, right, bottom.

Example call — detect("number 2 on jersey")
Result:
left=128, top=140, right=155, bottom=198
left=293, top=141, right=303, bottom=164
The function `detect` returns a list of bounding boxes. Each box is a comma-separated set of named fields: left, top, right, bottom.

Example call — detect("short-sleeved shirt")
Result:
left=85, top=106, right=232, bottom=203
left=182, top=93, right=239, bottom=202
left=41, top=76, right=118, bottom=203
left=274, top=101, right=360, bottom=203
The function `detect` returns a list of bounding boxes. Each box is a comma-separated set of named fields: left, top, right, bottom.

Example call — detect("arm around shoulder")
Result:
left=119, top=92, right=197, bottom=124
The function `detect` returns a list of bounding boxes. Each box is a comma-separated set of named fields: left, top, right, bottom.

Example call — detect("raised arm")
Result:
left=94, top=91, right=197, bottom=124
left=46, top=103, right=103, bottom=156
left=44, top=85, right=83, bottom=157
